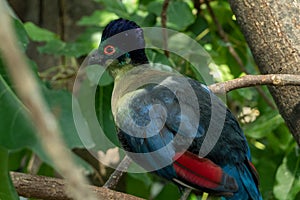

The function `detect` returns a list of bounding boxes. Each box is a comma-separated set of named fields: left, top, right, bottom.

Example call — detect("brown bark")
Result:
left=8, top=0, right=102, bottom=71
left=11, top=172, right=143, bottom=200
left=228, top=0, right=300, bottom=145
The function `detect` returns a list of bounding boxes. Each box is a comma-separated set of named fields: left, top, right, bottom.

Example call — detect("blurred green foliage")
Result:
left=0, top=0, right=299, bottom=200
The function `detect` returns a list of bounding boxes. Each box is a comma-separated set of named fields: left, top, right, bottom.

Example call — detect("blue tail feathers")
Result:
left=222, top=162, right=262, bottom=200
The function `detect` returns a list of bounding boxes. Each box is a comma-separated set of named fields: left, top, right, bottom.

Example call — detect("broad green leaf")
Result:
left=166, top=1, right=195, bottom=31
left=236, top=87, right=256, bottom=101
left=0, top=61, right=54, bottom=165
left=153, top=183, right=180, bottom=200
left=250, top=142, right=284, bottom=198
left=96, top=0, right=129, bottom=19
left=0, top=68, right=93, bottom=168
left=274, top=146, right=300, bottom=200
left=0, top=58, right=12, bottom=87
left=187, top=15, right=210, bottom=40
left=148, top=1, right=195, bottom=31
left=38, top=39, right=93, bottom=57
left=244, top=111, right=284, bottom=139
left=38, top=39, right=65, bottom=54
left=37, top=162, right=55, bottom=176
left=271, top=124, right=293, bottom=151
left=64, top=42, right=95, bottom=57
left=8, top=149, right=30, bottom=171
left=0, top=147, right=19, bottom=200
left=147, top=1, right=164, bottom=16
left=77, top=11, right=118, bottom=27
left=0, top=74, right=38, bottom=149
left=14, top=19, right=29, bottom=51
left=24, top=22, right=58, bottom=42
left=43, top=87, right=89, bottom=148
left=126, top=173, right=151, bottom=198
left=140, top=13, right=157, bottom=27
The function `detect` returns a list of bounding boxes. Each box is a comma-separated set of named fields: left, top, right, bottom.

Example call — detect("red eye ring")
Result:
left=104, top=45, right=116, bottom=55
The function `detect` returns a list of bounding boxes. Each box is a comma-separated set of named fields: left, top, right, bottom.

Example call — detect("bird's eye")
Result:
left=104, top=45, right=116, bottom=55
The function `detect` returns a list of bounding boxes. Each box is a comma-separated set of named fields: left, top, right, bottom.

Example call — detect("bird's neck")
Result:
left=110, top=52, right=149, bottom=81
left=110, top=63, right=135, bottom=81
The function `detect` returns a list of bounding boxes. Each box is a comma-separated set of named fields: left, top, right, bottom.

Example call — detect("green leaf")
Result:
left=250, top=141, right=284, bottom=198
left=0, top=147, right=19, bottom=200
left=147, top=1, right=163, bottom=16
left=148, top=1, right=195, bottom=31
left=153, top=183, right=180, bottom=200
left=14, top=19, right=29, bottom=51
left=0, top=68, right=93, bottom=168
left=0, top=64, right=54, bottom=165
left=244, top=111, right=284, bottom=139
left=140, top=13, right=157, bottom=27
left=38, top=39, right=93, bottom=57
left=126, top=173, right=151, bottom=198
left=236, top=87, right=256, bottom=101
left=77, top=11, right=119, bottom=27
left=0, top=74, right=38, bottom=150
left=24, top=22, right=58, bottom=42
left=96, top=0, right=129, bottom=19
left=274, top=146, right=300, bottom=200
left=37, top=162, right=55, bottom=177
left=8, top=149, right=30, bottom=171
left=272, top=124, right=293, bottom=151
left=187, top=15, right=210, bottom=39
left=38, top=39, right=65, bottom=54
left=43, top=88, right=81, bottom=148
left=64, top=42, right=95, bottom=57
left=166, top=1, right=195, bottom=31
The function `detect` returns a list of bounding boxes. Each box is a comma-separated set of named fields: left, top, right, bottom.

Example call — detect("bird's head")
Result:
left=97, top=19, right=149, bottom=77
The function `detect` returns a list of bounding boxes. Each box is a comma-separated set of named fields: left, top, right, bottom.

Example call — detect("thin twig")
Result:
left=0, top=2, right=96, bottom=200
left=161, top=0, right=170, bottom=57
left=104, top=155, right=132, bottom=189
left=10, top=171, right=143, bottom=200
left=208, top=74, right=300, bottom=94
left=205, top=0, right=276, bottom=109
left=180, top=188, right=192, bottom=200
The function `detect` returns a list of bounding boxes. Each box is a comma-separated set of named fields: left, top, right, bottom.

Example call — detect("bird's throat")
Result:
left=110, top=63, right=135, bottom=81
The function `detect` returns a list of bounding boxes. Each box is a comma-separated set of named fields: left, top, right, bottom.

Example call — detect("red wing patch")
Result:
left=173, top=151, right=238, bottom=193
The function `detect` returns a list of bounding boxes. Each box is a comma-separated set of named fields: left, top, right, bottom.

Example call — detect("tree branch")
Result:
left=208, top=74, right=300, bottom=94
left=10, top=172, right=143, bottom=200
left=104, top=155, right=132, bottom=189
left=0, top=2, right=96, bottom=200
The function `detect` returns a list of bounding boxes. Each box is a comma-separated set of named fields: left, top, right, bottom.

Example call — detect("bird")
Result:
left=95, top=18, right=262, bottom=200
